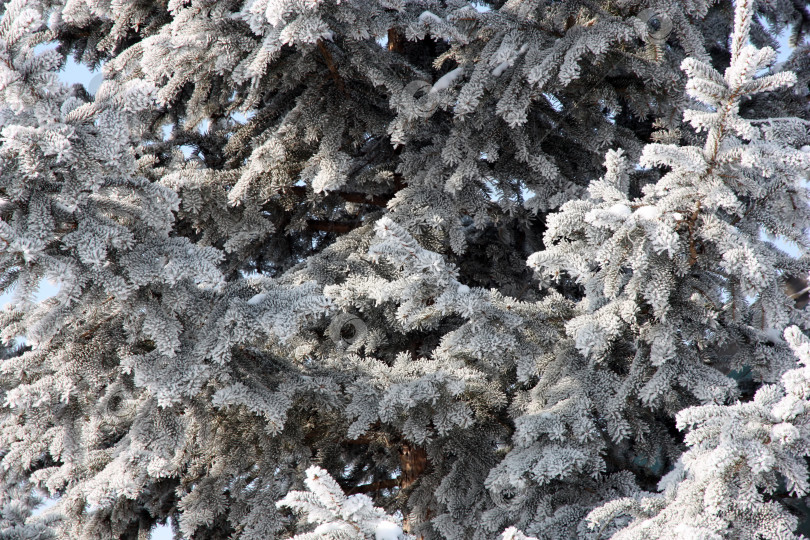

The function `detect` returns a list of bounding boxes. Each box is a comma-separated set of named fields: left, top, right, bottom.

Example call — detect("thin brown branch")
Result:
left=317, top=39, right=347, bottom=96
left=344, top=478, right=399, bottom=495
left=687, top=200, right=702, bottom=267
left=342, top=435, right=375, bottom=445
left=399, top=442, right=427, bottom=490
left=393, top=173, right=407, bottom=191
left=387, top=27, right=405, bottom=53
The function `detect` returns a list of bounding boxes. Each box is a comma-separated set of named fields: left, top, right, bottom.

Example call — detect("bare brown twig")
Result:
left=317, top=39, right=347, bottom=96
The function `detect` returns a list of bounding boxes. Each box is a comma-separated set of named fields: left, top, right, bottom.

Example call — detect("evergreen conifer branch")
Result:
left=0, top=0, right=808, bottom=538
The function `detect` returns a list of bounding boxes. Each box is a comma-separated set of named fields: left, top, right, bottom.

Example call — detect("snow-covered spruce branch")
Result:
left=587, top=325, right=810, bottom=538
left=1, top=0, right=810, bottom=537
left=329, top=217, right=642, bottom=537
left=327, top=216, right=555, bottom=377
left=322, top=216, right=542, bottom=441
left=523, top=1, right=810, bottom=537
left=277, top=466, right=412, bottom=540
left=528, top=0, right=810, bottom=418
left=0, top=3, right=334, bottom=538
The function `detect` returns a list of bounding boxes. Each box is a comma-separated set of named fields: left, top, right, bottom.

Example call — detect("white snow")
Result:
left=315, top=523, right=348, bottom=534
left=607, top=203, right=631, bottom=218
left=801, top=145, right=810, bottom=153
left=375, top=520, right=403, bottom=540
left=492, top=44, right=528, bottom=76
left=492, top=61, right=510, bottom=77
left=635, top=205, right=661, bottom=220
left=418, top=11, right=443, bottom=25
left=247, top=292, right=267, bottom=305
left=764, top=327, right=785, bottom=344
left=457, top=284, right=470, bottom=294
left=430, top=67, right=464, bottom=93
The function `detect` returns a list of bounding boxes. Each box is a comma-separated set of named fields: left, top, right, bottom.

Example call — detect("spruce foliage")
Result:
left=0, top=0, right=808, bottom=538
